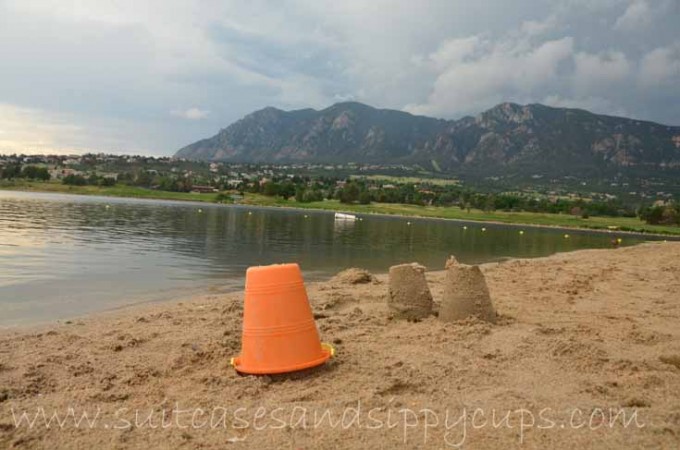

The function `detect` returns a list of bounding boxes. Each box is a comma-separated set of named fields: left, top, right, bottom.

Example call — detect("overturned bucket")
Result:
left=231, top=263, right=333, bottom=375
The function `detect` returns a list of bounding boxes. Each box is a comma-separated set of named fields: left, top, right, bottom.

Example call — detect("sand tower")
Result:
left=387, top=263, right=433, bottom=319
left=440, top=257, right=496, bottom=323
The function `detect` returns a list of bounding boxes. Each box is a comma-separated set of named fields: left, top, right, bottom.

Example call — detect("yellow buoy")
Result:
left=463, top=226, right=467, bottom=230
left=481, top=227, right=486, bottom=232
left=248, top=211, right=252, bottom=215
left=564, top=234, right=570, bottom=239
left=407, top=221, right=411, bottom=226
left=304, top=215, right=308, bottom=218
left=105, top=205, right=110, bottom=209
left=617, top=238, right=622, bottom=244
left=519, top=230, right=524, bottom=235
left=198, top=209, right=203, bottom=213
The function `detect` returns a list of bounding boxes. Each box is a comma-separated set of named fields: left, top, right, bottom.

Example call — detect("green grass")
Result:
left=0, top=180, right=224, bottom=203
left=241, top=194, right=680, bottom=236
left=3, top=180, right=679, bottom=236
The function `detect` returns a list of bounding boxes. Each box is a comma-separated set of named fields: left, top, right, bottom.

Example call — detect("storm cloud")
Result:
left=0, top=0, right=678, bottom=154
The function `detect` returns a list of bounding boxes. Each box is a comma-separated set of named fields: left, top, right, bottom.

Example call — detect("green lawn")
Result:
left=0, top=180, right=224, bottom=203
left=241, top=194, right=680, bottom=236
left=2, top=180, right=678, bottom=236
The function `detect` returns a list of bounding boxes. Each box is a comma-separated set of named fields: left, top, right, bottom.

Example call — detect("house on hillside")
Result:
left=49, top=167, right=83, bottom=180
left=191, top=185, right=218, bottom=193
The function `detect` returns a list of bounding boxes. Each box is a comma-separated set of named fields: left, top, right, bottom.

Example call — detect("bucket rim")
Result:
left=231, top=346, right=333, bottom=375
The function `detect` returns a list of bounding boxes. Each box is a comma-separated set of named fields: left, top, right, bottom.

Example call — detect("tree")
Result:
left=358, top=190, right=372, bottom=205
left=279, top=182, right=296, bottom=200
left=214, top=193, right=233, bottom=204
left=1, top=164, right=22, bottom=179
left=639, top=203, right=679, bottom=226
left=134, top=170, right=153, bottom=187
left=21, top=165, right=50, bottom=181
left=62, top=174, right=87, bottom=186
left=339, top=182, right=360, bottom=204
left=263, top=182, right=280, bottom=197
left=295, top=187, right=305, bottom=203
left=98, top=177, right=116, bottom=187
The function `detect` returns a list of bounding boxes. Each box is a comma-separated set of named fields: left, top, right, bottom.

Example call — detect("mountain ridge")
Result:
left=175, top=102, right=680, bottom=175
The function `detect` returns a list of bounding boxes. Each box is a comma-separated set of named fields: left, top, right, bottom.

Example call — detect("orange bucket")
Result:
left=231, top=263, right=333, bottom=375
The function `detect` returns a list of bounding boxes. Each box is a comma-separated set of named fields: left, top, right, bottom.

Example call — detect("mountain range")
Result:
left=175, top=102, right=680, bottom=176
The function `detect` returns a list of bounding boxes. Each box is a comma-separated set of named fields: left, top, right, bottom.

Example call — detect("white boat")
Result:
left=334, top=212, right=357, bottom=221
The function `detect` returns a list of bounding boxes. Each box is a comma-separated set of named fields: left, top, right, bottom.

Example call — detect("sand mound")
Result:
left=439, top=259, right=496, bottom=323
left=387, top=263, right=433, bottom=320
left=331, top=268, right=375, bottom=285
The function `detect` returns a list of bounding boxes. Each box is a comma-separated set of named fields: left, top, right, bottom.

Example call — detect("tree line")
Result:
left=3, top=164, right=676, bottom=226
left=0, top=164, right=50, bottom=181
left=248, top=177, right=639, bottom=219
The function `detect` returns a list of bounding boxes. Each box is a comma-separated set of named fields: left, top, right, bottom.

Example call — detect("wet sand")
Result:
left=1, top=242, right=679, bottom=449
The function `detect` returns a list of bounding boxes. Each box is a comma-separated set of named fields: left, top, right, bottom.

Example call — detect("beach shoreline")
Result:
left=1, top=242, right=679, bottom=448
left=2, top=186, right=679, bottom=238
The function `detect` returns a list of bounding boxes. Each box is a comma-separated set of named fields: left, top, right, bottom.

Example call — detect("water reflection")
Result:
left=0, top=190, right=657, bottom=326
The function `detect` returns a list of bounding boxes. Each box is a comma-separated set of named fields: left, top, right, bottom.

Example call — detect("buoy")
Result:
left=304, top=215, right=308, bottom=218
left=407, top=221, right=411, bottom=226
left=481, top=227, right=486, bottom=232
left=564, top=234, right=570, bottom=239
left=519, top=230, right=524, bottom=235
left=617, top=238, right=622, bottom=244
left=105, top=205, right=110, bottom=209
left=198, top=209, right=203, bottom=213
left=463, top=226, right=467, bottom=230
left=248, top=211, right=252, bottom=215
left=231, top=263, right=333, bottom=374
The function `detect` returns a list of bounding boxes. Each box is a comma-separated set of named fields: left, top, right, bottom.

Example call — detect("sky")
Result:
left=0, top=0, right=678, bottom=156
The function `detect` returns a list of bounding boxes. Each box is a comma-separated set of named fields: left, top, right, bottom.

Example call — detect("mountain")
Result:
left=175, top=102, right=680, bottom=176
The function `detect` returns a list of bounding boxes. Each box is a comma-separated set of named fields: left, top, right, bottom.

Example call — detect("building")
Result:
left=190, top=185, right=218, bottom=193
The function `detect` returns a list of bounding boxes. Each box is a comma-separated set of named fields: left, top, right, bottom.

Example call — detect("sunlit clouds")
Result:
left=0, top=0, right=678, bottom=155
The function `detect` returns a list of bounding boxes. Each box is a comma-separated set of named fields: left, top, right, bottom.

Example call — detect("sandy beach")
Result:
left=1, top=242, right=679, bottom=449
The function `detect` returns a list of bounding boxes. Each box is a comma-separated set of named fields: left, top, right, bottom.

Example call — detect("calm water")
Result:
left=0, top=190, right=655, bottom=326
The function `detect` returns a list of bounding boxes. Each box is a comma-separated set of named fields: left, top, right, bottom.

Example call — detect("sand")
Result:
left=1, top=242, right=680, bottom=449
left=388, top=263, right=434, bottom=320
left=440, top=261, right=496, bottom=324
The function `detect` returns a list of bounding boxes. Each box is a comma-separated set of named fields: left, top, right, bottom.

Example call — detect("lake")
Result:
left=0, top=190, right=656, bottom=327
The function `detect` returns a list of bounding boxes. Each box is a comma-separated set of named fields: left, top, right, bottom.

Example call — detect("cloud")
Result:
left=171, top=107, right=210, bottom=120
left=0, top=103, right=177, bottom=155
left=614, top=1, right=653, bottom=31
left=542, top=95, right=628, bottom=117
left=519, top=15, right=558, bottom=37
left=639, top=44, right=680, bottom=87
left=573, top=51, right=631, bottom=93
left=405, top=34, right=575, bottom=117
left=0, top=103, right=95, bottom=155
left=0, top=0, right=679, bottom=155
left=427, top=37, right=481, bottom=71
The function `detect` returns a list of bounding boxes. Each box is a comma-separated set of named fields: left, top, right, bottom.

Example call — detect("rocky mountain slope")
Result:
left=175, top=102, right=680, bottom=175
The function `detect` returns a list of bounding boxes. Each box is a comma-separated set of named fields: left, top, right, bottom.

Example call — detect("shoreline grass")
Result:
left=2, top=180, right=679, bottom=236
left=0, top=180, right=224, bottom=203
left=239, top=194, right=680, bottom=236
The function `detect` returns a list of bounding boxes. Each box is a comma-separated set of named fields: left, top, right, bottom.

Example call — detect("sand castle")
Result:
left=439, top=256, right=497, bottom=323
left=387, top=263, right=433, bottom=319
